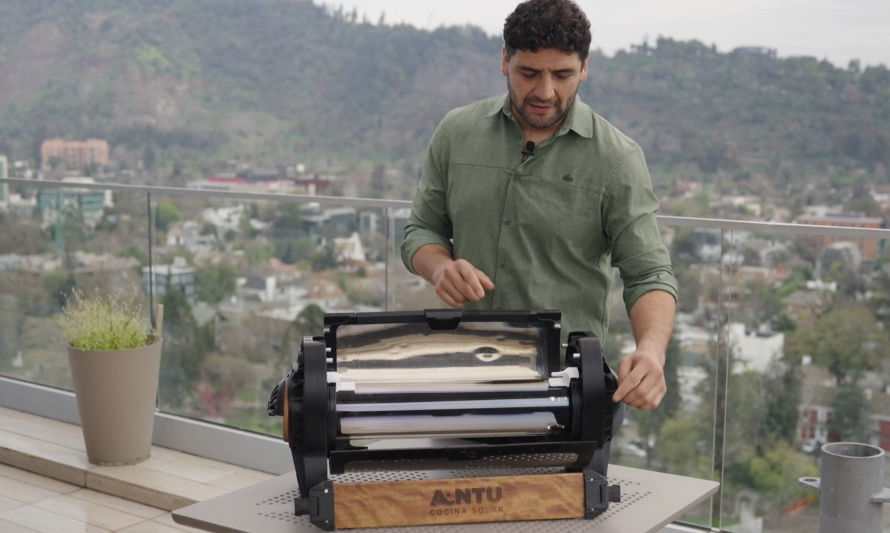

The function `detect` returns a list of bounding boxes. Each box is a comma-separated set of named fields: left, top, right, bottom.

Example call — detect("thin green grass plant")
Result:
left=58, top=289, right=156, bottom=350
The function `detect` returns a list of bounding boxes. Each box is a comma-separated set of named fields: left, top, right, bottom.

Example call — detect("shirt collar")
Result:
left=486, top=94, right=510, bottom=118
left=487, top=93, right=593, bottom=139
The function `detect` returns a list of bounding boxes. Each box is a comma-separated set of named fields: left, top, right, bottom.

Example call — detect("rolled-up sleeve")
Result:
left=604, top=143, right=679, bottom=311
left=400, top=122, right=455, bottom=274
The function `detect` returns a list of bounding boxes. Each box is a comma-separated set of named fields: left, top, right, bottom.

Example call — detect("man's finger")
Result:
left=435, top=274, right=468, bottom=307
left=620, top=374, right=653, bottom=405
left=612, top=361, right=641, bottom=402
left=625, top=382, right=665, bottom=410
left=477, top=269, right=495, bottom=290
left=439, top=265, right=473, bottom=300
left=625, top=371, right=667, bottom=409
left=454, top=261, right=487, bottom=299
left=435, top=285, right=462, bottom=307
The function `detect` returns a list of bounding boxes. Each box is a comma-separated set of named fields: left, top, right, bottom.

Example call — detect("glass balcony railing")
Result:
left=2, top=177, right=889, bottom=532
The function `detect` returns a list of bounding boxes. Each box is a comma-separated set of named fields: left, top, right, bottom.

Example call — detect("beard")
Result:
left=507, top=79, right=577, bottom=131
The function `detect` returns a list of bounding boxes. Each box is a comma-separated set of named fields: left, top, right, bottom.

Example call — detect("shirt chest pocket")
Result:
left=446, top=163, right=514, bottom=225
left=510, top=175, right=607, bottom=258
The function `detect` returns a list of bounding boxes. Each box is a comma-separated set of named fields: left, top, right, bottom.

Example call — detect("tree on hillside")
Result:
left=785, top=303, right=888, bottom=384
left=759, top=358, right=802, bottom=443
left=154, top=200, right=181, bottom=232
left=729, top=440, right=817, bottom=511
left=657, top=415, right=711, bottom=478
left=40, top=269, right=76, bottom=313
left=3, top=0, right=890, bottom=177
left=0, top=214, right=47, bottom=255
left=195, top=353, right=255, bottom=418
left=830, top=384, right=872, bottom=443
left=665, top=336, right=812, bottom=514
left=217, top=313, right=287, bottom=366
left=244, top=241, right=274, bottom=268
left=142, top=145, right=156, bottom=170
left=844, top=180, right=881, bottom=216
left=195, top=262, right=237, bottom=304
left=158, top=288, right=215, bottom=406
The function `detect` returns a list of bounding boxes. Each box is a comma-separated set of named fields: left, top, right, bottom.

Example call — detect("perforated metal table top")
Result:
left=173, top=464, right=718, bottom=533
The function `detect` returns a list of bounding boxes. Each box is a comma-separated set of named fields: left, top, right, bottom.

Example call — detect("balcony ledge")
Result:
left=0, top=406, right=274, bottom=512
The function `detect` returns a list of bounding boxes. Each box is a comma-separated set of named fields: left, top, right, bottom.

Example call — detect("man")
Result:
left=400, top=0, right=677, bottom=410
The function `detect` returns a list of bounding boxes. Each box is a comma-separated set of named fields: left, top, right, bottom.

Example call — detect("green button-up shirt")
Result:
left=400, top=94, right=678, bottom=342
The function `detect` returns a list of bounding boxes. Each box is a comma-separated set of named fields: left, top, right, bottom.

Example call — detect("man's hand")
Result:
left=613, top=289, right=675, bottom=409
left=612, top=349, right=666, bottom=410
left=411, top=244, right=494, bottom=307
left=431, top=258, right=494, bottom=307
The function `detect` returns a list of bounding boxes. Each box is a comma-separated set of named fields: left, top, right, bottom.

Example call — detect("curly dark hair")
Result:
left=503, top=0, right=591, bottom=60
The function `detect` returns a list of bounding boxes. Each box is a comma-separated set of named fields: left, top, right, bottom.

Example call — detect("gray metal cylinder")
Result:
left=798, top=442, right=890, bottom=533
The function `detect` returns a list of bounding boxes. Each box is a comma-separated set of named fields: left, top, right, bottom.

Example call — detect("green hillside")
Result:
left=1, top=0, right=889, bottom=193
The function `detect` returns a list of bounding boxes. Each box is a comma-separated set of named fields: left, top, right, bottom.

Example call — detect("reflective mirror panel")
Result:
left=334, top=321, right=546, bottom=384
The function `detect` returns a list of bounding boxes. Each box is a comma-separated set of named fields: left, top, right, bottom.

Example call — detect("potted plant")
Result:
left=58, top=288, right=163, bottom=465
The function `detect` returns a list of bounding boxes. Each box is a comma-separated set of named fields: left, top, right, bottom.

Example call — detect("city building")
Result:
left=784, top=289, right=830, bottom=326
left=166, top=220, right=217, bottom=250
left=816, top=241, right=862, bottom=278
left=40, top=138, right=110, bottom=170
left=727, top=322, right=784, bottom=373
left=301, top=204, right=358, bottom=237
left=0, top=158, right=40, bottom=213
left=333, top=232, right=367, bottom=265
left=795, top=211, right=884, bottom=260
left=798, top=362, right=890, bottom=451
left=35, top=177, right=113, bottom=229
left=142, top=256, right=196, bottom=300
left=202, top=171, right=334, bottom=195
left=201, top=204, right=246, bottom=234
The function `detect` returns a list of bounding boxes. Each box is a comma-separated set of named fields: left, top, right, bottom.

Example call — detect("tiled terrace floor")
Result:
left=0, top=406, right=274, bottom=532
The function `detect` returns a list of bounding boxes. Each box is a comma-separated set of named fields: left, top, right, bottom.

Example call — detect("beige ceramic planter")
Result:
left=67, top=338, right=162, bottom=465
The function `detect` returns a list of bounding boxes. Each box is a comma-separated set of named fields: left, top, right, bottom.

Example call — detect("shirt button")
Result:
left=499, top=262, right=506, bottom=268
left=503, top=220, right=512, bottom=226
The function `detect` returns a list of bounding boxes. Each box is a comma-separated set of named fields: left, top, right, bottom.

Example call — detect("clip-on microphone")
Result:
left=521, top=140, right=536, bottom=159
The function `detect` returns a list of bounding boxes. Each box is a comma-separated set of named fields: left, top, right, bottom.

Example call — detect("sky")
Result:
left=324, top=0, right=890, bottom=69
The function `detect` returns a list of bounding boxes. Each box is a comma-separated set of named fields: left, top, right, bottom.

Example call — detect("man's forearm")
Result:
left=628, top=289, right=676, bottom=364
left=611, top=289, right=676, bottom=408
left=411, top=243, right=454, bottom=284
